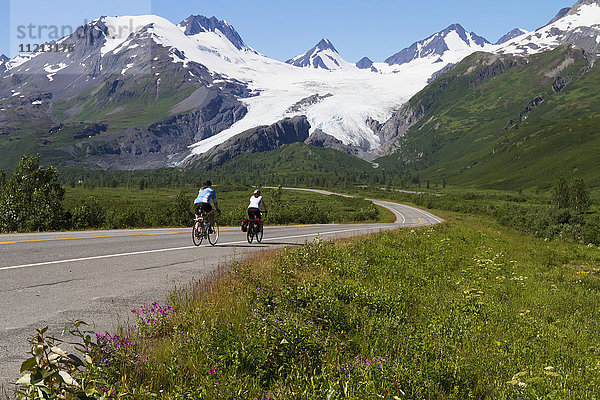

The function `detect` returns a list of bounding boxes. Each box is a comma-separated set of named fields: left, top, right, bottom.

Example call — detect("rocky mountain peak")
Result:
left=356, top=57, right=374, bottom=69
left=385, top=23, right=490, bottom=66
left=496, top=28, right=528, bottom=45
left=545, top=7, right=572, bottom=26
left=355, top=57, right=378, bottom=72
left=286, top=38, right=352, bottom=70
left=315, top=38, right=338, bottom=53
left=178, top=15, right=248, bottom=50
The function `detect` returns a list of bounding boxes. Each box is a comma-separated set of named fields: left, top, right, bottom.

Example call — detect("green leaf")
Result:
left=20, top=357, right=37, bottom=373
left=30, top=370, right=43, bottom=385
left=68, top=354, right=85, bottom=367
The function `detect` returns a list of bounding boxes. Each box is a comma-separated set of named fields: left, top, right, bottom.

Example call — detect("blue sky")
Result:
left=1, top=0, right=574, bottom=61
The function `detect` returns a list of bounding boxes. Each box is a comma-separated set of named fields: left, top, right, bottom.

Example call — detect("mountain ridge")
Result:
left=0, top=0, right=599, bottom=172
left=384, top=23, right=491, bottom=66
left=376, top=45, right=600, bottom=189
left=177, top=15, right=251, bottom=52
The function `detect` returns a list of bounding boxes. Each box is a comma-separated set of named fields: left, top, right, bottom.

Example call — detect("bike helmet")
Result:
left=203, top=180, right=212, bottom=186
left=254, top=189, right=261, bottom=195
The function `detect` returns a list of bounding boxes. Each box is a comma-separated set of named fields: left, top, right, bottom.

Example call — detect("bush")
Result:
left=0, top=154, right=65, bottom=233
left=70, top=197, right=105, bottom=230
left=582, top=215, right=600, bottom=246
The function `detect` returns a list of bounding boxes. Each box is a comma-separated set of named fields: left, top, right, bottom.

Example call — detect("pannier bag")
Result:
left=241, top=219, right=249, bottom=232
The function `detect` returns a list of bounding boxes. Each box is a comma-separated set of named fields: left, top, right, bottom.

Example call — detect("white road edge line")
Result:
left=0, top=227, right=377, bottom=272
left=373, top=200, right=406, bottom=224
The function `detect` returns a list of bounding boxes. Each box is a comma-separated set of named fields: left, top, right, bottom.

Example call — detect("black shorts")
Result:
left=195, top=203, right=212, bottom=215
left=248, top=207, right=261, bottom=220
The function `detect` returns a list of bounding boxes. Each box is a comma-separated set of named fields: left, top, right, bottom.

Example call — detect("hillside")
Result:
left=197, top=142, right=387, bottom=186
left=377, top=45, right=600, bottom=190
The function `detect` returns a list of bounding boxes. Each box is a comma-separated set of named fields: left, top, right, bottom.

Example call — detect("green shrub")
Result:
left=0, top=154, right=65, bottom=233
left=69, top=197, right=105, bottom=230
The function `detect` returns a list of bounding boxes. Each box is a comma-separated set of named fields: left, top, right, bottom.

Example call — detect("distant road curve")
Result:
left=263, top=187, right=444, bottom=226
left=0, top=189, right=442, bottom=385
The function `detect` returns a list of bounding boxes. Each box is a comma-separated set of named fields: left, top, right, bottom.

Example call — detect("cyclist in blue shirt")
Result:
left=194, top=180, right=220, bottom=230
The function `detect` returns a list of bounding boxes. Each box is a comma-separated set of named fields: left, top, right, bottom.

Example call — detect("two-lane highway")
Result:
left=0, top=195, right=442, bottom=386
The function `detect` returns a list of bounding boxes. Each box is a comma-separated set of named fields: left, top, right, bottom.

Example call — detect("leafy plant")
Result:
left=15, top=322, right=107, bottom=400
left=0, top=154, right=65, bottom=233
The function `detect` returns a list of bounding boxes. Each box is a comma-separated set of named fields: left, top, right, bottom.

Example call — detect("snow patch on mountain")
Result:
left=497, top=2, right=600, bottom=55
left=384, top=24, right=492, bottom=67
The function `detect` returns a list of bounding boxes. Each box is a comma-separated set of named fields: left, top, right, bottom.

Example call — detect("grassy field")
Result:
left=62, top=185, right=392, bottom=228
left=14, top=208, right=600, bottom=400
left=17, top=210, right=600, bottom=399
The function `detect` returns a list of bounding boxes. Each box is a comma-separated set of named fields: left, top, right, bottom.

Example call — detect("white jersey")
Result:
left=248, top=195, right=264, bottom=209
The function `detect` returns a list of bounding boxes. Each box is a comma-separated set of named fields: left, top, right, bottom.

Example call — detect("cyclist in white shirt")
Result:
left=248, top=189, right=267, bottom=221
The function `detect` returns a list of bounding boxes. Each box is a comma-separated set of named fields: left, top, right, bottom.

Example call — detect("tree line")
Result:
left=0, top=155, right=383, bottom=233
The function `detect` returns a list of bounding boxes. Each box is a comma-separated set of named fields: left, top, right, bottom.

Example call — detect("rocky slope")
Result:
left=185, top=115, right=311, bottom=167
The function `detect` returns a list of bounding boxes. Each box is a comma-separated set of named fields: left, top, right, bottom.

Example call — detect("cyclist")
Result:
left=194, top=180, right=220, bottom=231
left=248, top=189, right=267, bottom=223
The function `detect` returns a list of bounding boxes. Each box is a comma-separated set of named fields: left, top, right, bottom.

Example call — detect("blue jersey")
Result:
left=194, top=188, right=217, bottom=204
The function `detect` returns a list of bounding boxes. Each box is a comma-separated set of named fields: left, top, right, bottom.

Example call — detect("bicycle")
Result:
left=192, top=212, right=219, bottom=246
left=247, top=211, right=266, bottom=244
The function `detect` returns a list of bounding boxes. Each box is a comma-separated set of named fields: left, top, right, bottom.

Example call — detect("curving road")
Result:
left=0, top=191, right=441, bottom=386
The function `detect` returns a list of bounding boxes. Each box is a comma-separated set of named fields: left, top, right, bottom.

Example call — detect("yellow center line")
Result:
left=0, top=228, right=241, bottom=245
left=418, top=218, right=423, bottom=224
left=0, top=231, right=183, bottom=245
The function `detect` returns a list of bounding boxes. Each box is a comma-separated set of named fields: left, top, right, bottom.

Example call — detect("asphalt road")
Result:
left=0, top=194, right=442, bottom=387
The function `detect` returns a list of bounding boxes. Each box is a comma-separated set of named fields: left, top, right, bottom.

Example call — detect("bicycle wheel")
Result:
left=247, top=221, right=254, bottom=244
left=256, top=221, right=263, bottom=243
left=208, top=220, right=219, bottom=246
left=192, top=220, right=203, bottom=246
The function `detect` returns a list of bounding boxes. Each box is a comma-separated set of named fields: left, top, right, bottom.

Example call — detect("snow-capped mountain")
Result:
left=178, top=15, right=252, bottom=52
left=1, top=0, right=599, bottom=170
left=286, top=38, right=355, bottom=70
left=384, top=24, right=491, bottom=66
left=496, top=28, right=528, bottom=45
left=497, top=0, right=600, bottom=56
left=0, top=15, right=428, bottom=167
